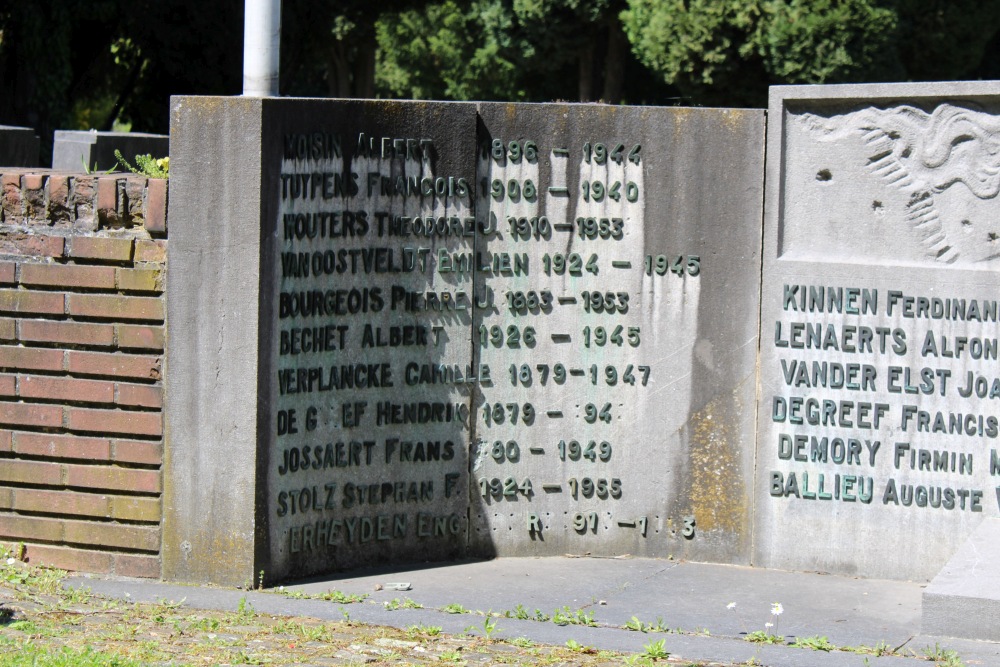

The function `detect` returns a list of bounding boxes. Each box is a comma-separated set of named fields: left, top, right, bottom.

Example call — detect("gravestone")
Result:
left=469, top=103, right=764, bottom=563
left=164, top=96, right=764, bottom=586
left=0, top=125, right=40, bottom=167
left=52, top=130, right=168, bottom=172
left=756, top=82, right=1000, bottom=580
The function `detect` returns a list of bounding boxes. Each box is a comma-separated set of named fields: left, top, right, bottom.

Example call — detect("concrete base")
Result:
left=923, top=518, right=1000, bottom=641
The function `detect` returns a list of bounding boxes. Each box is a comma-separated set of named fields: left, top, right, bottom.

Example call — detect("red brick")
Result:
left=19, top=375, right=115, bottom=404
left=22, top=175, right=46, bottom=222
left=0, top=233, right=64, bottom=258
left=48, top=175, right=71, bottom=224
left=116, top=324, right=164, bottom=350
left=116, top=383, right=161, bottom=408
left=20, top=264, right=116, bottom=289
left=114, top=553, right=160, bottom=578
left=123, top=177, right=146, bottom=225
left=65, top=464, right=160, bottom=493
left=0, top=460, right=62, bottom=485
left=21, top=174, right=44, bottom=191
left=66, top=350, right=160, bottom=380
left=65, top=236, right=132, bottom=262
left=0, top=346, right=64, bottom=372
left=134, top=239, right=166, bottom=263
left=0, top=401, right=64, bottom=428
left=63, top=519, right=159, bottom=552
left=70, top=176, right=97, bottom=231
left=0, top=289, right=64, bottom=315
left=112, top=439, right=162, bottom=465
left=0, top=374, right=14, bottom=397
left=145, top=178, right=167, bottom=234
left=0, top=487, right=11, bottom=509
left=0, top=429, right=10, bottom=452
left=1, top=174, right=21, bottom=222
left=109, top=495, right=160, bottom=521
left=19, top=319, right=115, bottom=347
left=96, top=177, right=120, bottom=224
left=67, top=407, right=161, bottom=437
left=0, top=262, right=15, bottom=284
left=24, top=543, right=113, bottom=574
left=67, top=294, right=163, bottom=321
left=0, top=318, right=13, bottom=341
left=12, top=488, right=110, bottom=517
left=0, top=514, right=63, bottom=541
left=116, top=268, right=162, bottom=292
left=13, top=431, right=111, bottom=460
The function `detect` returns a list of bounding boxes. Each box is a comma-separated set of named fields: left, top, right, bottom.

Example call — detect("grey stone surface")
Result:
left=165, top=97, right=267, bottom=586
left=165, top=98, right=764, bottom=586
left=166, top=97, right=480, bottom=585
left=265, top=99, right=478, bottom=578
left=470, top=103, right=765, bottom=564
left=67, top=556, right=1000, bottom=667
left=923, top=517, right=1000, bottom=640
left=51, top=129, right=168, bottom=171
left=0, top=125, right=40, bottom=167
left=755, top=82, right=1000, bottom=581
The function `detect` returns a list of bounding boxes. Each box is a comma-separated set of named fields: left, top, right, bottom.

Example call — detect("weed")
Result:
left=439, top=649, right=465, bottom=663
left=443, top=602, right=468, bottom=614
left=790, top=635, right=834, bottom=651
left=114, top=150, right=169, bottom=179
left=235, top=596, right=257, bottom=622
left=504, top=603, right=531, bottom=620
left=625, top=616, right=650, bottom=632
left=565, top=639, right=595, bottom=653
left=406, top=624, right=442, bottom=637
left=922, top=643, right=965, bottom=667
left=744, top=630, right=783, bottom=644
left=465, top=611, right=499, bottom=639
left=641, top=639, right=670, bottom=660
left=507, top=637, right=534, bottom=648
left=551, top=605, right=596, bottom=626
left=384, top=597, right=422, bottom=610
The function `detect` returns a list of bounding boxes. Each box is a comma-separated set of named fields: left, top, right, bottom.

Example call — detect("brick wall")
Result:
left=0, top=170, right=166, bottom=577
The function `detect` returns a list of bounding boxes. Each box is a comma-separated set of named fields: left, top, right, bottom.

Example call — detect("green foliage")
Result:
left=744, top=629, right=783, bottom=644
left=922, top=643, right=965, bottom=667
left=465, top=611, right=499, bottom=639
left=551, top=605, right=596, bottom=626
left=621, top=0, right=898, bottom=105
left=376, top=0, right=527, bottom=100
left=443, top=602, right=468, bottom=614
left=640, top=638, right=670, bottom=660
left=790, top=635, right=834, bottom=651
left=406, top=624, right=442, bottom=636
left=113, top=151, right=169, bottom=179
left=0, top=645, right=142, bottom=667
left=383, top=597, right=422, bottom=610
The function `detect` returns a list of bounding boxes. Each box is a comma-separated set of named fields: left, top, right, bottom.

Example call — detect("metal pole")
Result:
left=243, top=0, right=281, bottom=96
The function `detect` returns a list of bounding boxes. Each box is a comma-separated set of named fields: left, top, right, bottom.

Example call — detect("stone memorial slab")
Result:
left=52, top=129, right=168, bottom=171
left=469, top=103, right=764, bottom=563
left=165, top=97, right=765, bottom=586
left=166, top=98, right=478, bottom=585
left=0, top=125, right=40, bottom=167
left=756, top=82, right=1000, bottom=580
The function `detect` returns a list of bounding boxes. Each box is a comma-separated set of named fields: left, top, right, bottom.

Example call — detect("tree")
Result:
left=375, top=0, right=671, bottom=103
left=621, top=0, right=898, bottom=107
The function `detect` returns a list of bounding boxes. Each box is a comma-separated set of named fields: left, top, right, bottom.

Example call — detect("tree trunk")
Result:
left=578, top=39, right=595, bottom=102
left=601, top=19, right=626, bottom=103
left=327, top=41, right=353, bottom=98
left=354, top=42, right=377, bottom=98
